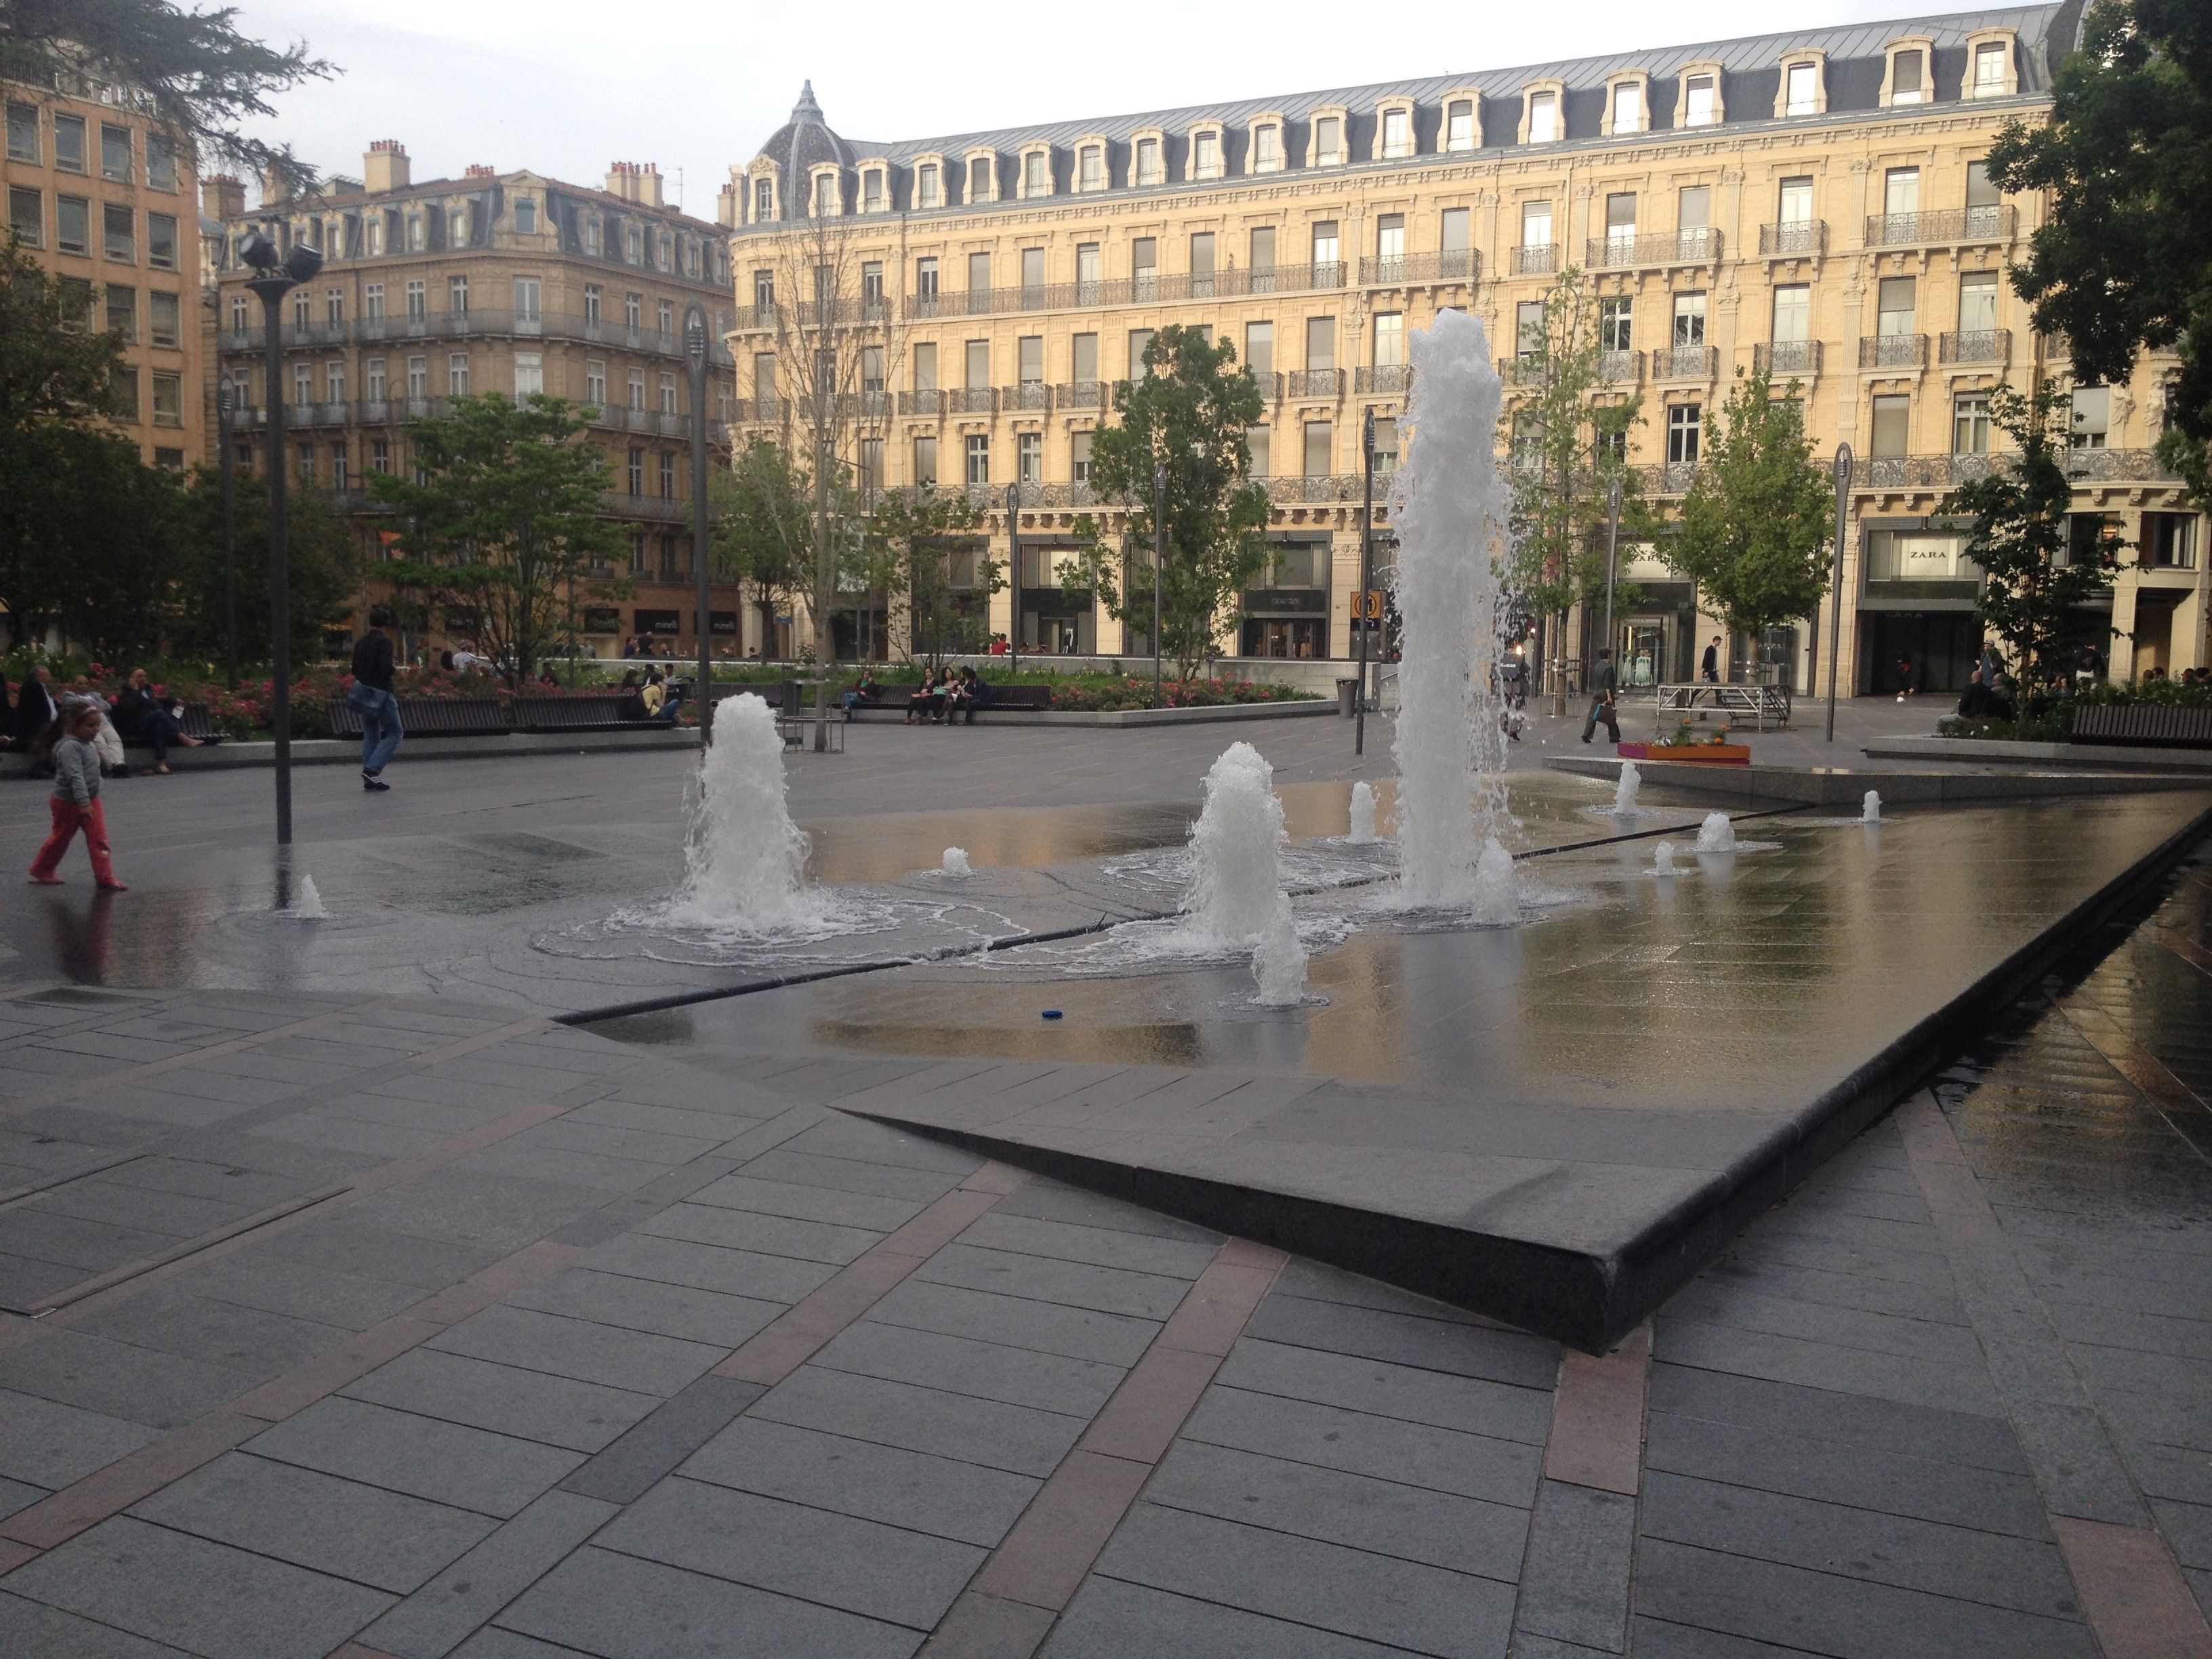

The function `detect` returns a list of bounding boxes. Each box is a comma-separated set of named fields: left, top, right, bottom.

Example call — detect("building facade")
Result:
left=205, top=146, right=741, bottom=659
left=726, top=3, right=2205, bottom=692
left=4, top=75, right=204, bottom=470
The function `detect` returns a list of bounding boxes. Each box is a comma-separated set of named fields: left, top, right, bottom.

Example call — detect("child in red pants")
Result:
left=28, top=703, right=127, bottom=890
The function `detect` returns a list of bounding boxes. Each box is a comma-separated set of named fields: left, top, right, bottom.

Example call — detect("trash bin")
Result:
left=1336, top=678, right=1359, bottom=717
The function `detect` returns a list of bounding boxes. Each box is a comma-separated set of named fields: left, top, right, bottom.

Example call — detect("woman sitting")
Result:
left=906, top=670, right=940, bottom=725
left=114, top=668, right=202, bottom=775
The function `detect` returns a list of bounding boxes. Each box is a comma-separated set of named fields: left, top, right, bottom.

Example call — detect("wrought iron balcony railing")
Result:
left=1860, top=333, right=1929, bottom=369
left=1651, top=344, right=1719, bottom=380
left=1939, top=329, right=2010, bottom=365
left=1864, top=205, right=2015, bottom=248
left=1754, top=340, right=1823, bottom=375
left=1353, top=365, right=1413, bottom=394
left=1584, top=229, right=1721, bottom=270
left=899, top=261, right=1348, bottom=321
left=1757, top=221, right=1828, bottom=258
left=1357, top=249, right=1481, bottom=286
left=1284, top=369, right=1343, bottom=398
left=1508, top=244, right=1558, bottom=276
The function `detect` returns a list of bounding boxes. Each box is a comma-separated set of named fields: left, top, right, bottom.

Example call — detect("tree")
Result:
left=1072, top=324, right=1270, bottom=684
left=367, top=394, right=627, bottom=688
left=864, top=487, right=992, bottom=668
left=37, top=438, right=185, bottom=661
left=1666, top=368, right=1837, bottom=646
left=712, top=439, right=816, bottom=657
left=1, top=0, right=333, bottom=197
left=1948, top=382, right=2123, bottom=682
left=1985, top=0, right=2212, bottom=497
left=169, top=467, right=360, bottom=665
left=1500, top=267, right=1645, bottom=709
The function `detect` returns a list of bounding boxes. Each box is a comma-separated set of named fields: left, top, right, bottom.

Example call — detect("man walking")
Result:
left=347, top=609, right=403, bottom=792
left=1581, top=647, right=1622, bottom=745
left=1700, top=634, right=1722, bottom=683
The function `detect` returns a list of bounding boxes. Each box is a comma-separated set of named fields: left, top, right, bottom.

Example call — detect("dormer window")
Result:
left=1023, top=148, right=1047, bottom=196
left=917, top=163, right=942, bottom=209
left=1885, top=42, right=1931, bottom=106
left=1782, top=57, right=1824, bottom=117
left=1683, top=77, right=1715, bottom=125
left=1135, top=137, right=1162, bottom=186
left=1253, top=123, right=1282, bottom=172
left=1192, top=130, right=1221, bottom=179
left=753, top=178, right=773, bottom=221
left=1528, top=90, right=1560, bottom=143
left=1967, top=34, right=2018, bottom=98
left=1446, top=99, right=1476, bottom=152
left=813, top=172, right=838, bottom=216
left=1313, top=116, right=1344, bottom=165
left=1380, top=107, right=1412, bottom=159
left=1079, top=144, right=1104, bottom=190
left=968, top=155, right=994, bottom=201
left=1610, top=81, right=1644, bottom=134
left=862, top=168, right=886, bottom=211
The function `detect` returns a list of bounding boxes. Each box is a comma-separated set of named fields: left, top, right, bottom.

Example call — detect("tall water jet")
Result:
left=670, top=693, right=817, bottom=930
left=1347, top=782, right=1379, bottom=846
left=1184, top=742, right=1292, bottom=945
left=1862, top=790, right=1883, bottom=824
left=1694, top=812, right=1737, bottom=853
left=1251, top=904, right=1309, bottom=1006
left=1613, top=761, right=1643, bottom=817
left=1389, top=308, right=1512, bottom=910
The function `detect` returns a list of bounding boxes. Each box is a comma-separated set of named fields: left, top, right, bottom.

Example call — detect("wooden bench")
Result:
left=514, top=692, right=693, bottom=732
left=326, top=695, right=509, bottom=739
left=2071, top=703, right=2212, bottom=748
left=113, top=699, right=220, bottom=751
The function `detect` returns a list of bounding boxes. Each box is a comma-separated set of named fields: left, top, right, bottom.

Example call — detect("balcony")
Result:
left=1651, top=344, right=1718, bottom=381
left=586, top=406, right=695, bottom=438
left=726, top=396, right=782, bottom=423
left=1498, top=354, right=1549, bottom=386
left=1002, top=382, right=1050, bottom=412
left=899, top=262, right=1347, bottom=322
left=1637, top=462, right=1701, bottom=496
left=1939, top=329, right=2011, bottom=366
left=1357, top=249, right=1481, bottom=287
left=1757, top=221, right=1828, bottom=258
left=2060, top=447, right=2182, bottom=483
left=213, top=308, right=736, bottom=367
left=795, top=298, right=890, bottom=328
left=1354, top=365, right=1413, bottom=394
left=1754, top=340, right=1823, bottom=375
left=1054, top=381, right=1107, bottom=410
left=947, top=388, right=997, bottom=415
left=1864, top=205, right=2015, bottom=248
left=606, top=493, right=689, bottom=523
left=1859, top=333, right=1929, bottom=369
left=1597, top=349, right=1641, bottom=385
left=1264, top=474, right=1366, bottom=504
left=1509, top=245, right=1559, bottom=276
left=899, top=390, right=944, bottom=416
left=1584, top=229, right=1721, bottom=270
left=1284, top=369, right=1343, bottom=398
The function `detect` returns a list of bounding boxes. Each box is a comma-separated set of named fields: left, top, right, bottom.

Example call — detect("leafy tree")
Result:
left=1069, top=324, right=1269, bottom=684
left=713, top=438, right=821, bottom=657
left=1985, top=0, right=2212, bottom=497
left=1948, top=382, right=2123, bottom=682
left=1665, top=368, right=1837, bottom=642
left=1500, top=267, right=1645, bottom=708
left=367, top=394, right=627, bottom=687
left=863, top=487, right=992, bottom=668
left=1, top=0, right=333, bottom=197
left=168, top=466, right=361, bottom=665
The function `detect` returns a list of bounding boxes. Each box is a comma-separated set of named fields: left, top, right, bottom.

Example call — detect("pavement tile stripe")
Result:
left=0, top=1409, right=261, bottom=1551
left=2057, top=998, right=2209, bottom=1120
left=2152, top=924, right=2212, bottom=979
left=1542, top=1324, right=1651, bottom=1496
left=921, top=1237, right=1290, bottom=1658
left=2050, top=1515, right=2212, bottom=1659
left=712, top=1168, right=1029, bottom=1389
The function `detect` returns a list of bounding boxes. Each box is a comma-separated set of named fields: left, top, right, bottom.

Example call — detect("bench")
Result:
left=113, top=700, right=218, bottom=747
left=2071, top=704, right=2212, bottom=748
left=326, top=695, right=509, bottom=739
left=843, top=682, right=1054, bottom=721
left=515, top=693, right=681, bottom=732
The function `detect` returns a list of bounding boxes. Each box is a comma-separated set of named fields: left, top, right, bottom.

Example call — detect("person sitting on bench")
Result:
left=957, top=667, right=993, bottom=725
left=842, top=671, right=880, bottom=721
left=907, top=670, right=944, bottom=725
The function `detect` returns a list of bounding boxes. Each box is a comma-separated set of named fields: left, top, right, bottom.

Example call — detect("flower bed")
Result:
left=1042, top=675, right=1318, bottom=712
left=1945, top=679, right=2212, bottom=743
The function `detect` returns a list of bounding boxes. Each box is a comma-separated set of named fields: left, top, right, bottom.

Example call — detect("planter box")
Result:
left=1618, top=741, right=1751, bottom=766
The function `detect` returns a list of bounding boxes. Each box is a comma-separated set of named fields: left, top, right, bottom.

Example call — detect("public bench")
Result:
left=112, top=699, right=219, bottom=753
left=326, top=695, right=508, bottom=739
left=515, top=693, right=679, bottom=732
left=825, top=681, right=1055, bottom=722
left=2071, top=704, right=2212, bottom=748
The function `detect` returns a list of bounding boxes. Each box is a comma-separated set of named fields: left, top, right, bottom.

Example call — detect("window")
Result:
left=100, top=123, right=131, bottom=182
left=1373, top=312, right=1404, bottom=367
left=326, top=287, right=344, bottom=325
left=918, top=164, right=941, bottom=209
left=1891, top=48, right=1926, bottom=104
left=54, top=112, right=85, bottom=172
left=1381, top=108, right=1411, bottom=159
left=516, top=352, right=543, bottom=396
left=660, top=453, right=676, bottom=499
left=659, top=372, right=678, bottom=414
left=514, top=276, right=541, bottom=321
left=913, top=435, right=938, bottom=486
left=815, top=173, right=837, bottom=215
left=1017, top=430, right=1042, bottom=484
left=967, top=156, right=992, bottom=201
left=6, top=102, right=36, bottom=163
left=110, top=366, right=139, bottom=419
left=367, top=359, right=386, bottom=401
left=1375, top=213, right=1405, bottom=270
left=586, top=361, right=605, bottom=405
left=1967, top=161, right=2003, bottom=234
left=1786, top=62, right=1820, bottom=116
left=626, top=447, right=644, bottom=494
left=148, top=212, right=181, bottom=273
left=1135, top=138, right=1162, bottom=186
left=1666, top=403, right=1701, bottom=464
left=1245, top=427, right=1269, bottom=477
left=1017, top=335, right=1043, bottom=387
left=855, top=437, right=883, bottom=495
left=515, top=196, right=536, bottom=233
left=1610, top=83, right=1643, bottom=134
left=371, top=438, right=390, bottom=473
left=151, top=447, right=183, bottom=470
left=407, top=356, right=428, bottom=398
left=2143, top=514, right=2197, bottom=569
left=862, top=169, right=886, bottom=213
left=1072, top=430, right=1094, bottom=485
left=1673, top=293, right=1706, bottom=346
left=1684, top=75, right=1717, bottom=125
left=449, top=274, right=470, bottom=314
left=228, top=295, right=246, bottom=331
left=1957, top=270, right=1998, bottom=335
left=1248, top=226, right=1275, bottom=277
left=7, top=186, right=37, bottom=247
left=144, top=371, right=176, bottom=428
left=1953, top=394, right=1992, bottom=454
left=1193, top=130, right=1221, bottom=179
left=625, top=224, right=642, bottom=263
left=406, top=279, right=426, bottom=319
left=657, top=299, right=674, bottom=336
left=1372, top=419, right=1400, bottom=473
left=912, top=342, right=935, bottom=391
left=1254, top=125, right=1282, bottom=171
left=1311, top=220, right=1339, bottom=272
left=1870, top=394, right=1910, bottom=455
left=449, top=352, right=470, bottom=395
left=1600, top=296, right=1633, bottom=352
left=861, top=344, right=885, bottom=392
left=2071, top=386, right=2110, bottom=449
left=965, top=433, right=989, bottom=485
left=1885, top=167, right=1921, bottom=226
left=327, top=443, right=346, bottom=491
left=629, top=368, right=647, bottom=409
left=1604, top=192, right=1637, bottom=254
left=1517, top=300, right=1547, bottom=357
left=1303, top=421, right=1334, bottom=477
left=754, top=177, right=774, bottom=220
left=1446, top=100, right=1475, bottom=152
left=1528, top=91, right=1559, bottom=143
left=450, top=205, right=468, bottom=248
left=149, top=290, right=179, bottom=348
left=105, top=284, right=137, bottom=342
left=325, top=361, right=346, bottom=402
left=1679, top=186, right=1711, bottom=237
left=626, top=291, right=642, bottom=328
left=56, top=195, right=87, bottom=254
left=628, top=534, right=647, bottom=575
left=407, top=213, right=425, bottom=251
left=1305, top=316, right=1335, bottom=370
left=967, top=251, right=991, bottom=300
left=293, top=292, right=310, bottom=329
left=965, top=339, right=989, bottom=390
left=1128, top=328, right=1155, bottom=382
left=1072, top=332, right=1099, bottom=382
left=1878, top=275, right=1917, bottom=335
left=103, top=203, right=134, bottom=262
left=1080, top=146, right=1104, bottom=190
left=1441, top=207, right=1471, bottom=264
left=1190, top=231, right=1216, bottom=293
left=1132, top=236, right=1158, bottom=298
left=1771, top=284, right=1809, bottom=343
left=1315, top=117, right=1343, bottom=165
left=1522, top=199, right=1553, bottom=247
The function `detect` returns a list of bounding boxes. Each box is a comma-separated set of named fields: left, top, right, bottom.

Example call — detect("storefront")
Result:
left=1240, top=535, right=1334, bottom=659
left=1017, top=542, right=1094, bottom=654
left=1856, top=522, right=1983, bottom=695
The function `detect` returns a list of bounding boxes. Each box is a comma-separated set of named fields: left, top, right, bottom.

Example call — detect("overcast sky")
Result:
left=230, top=0, right=1917, bottom=215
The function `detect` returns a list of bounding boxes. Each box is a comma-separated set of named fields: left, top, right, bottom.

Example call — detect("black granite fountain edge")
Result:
left=556, top=806, right=1805, bottom=1029
left=849, top=797, right=2212, bottom=1352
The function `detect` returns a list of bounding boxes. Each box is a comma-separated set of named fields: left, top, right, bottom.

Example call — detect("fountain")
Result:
left=1183, top=742, right=1308, bottom=1002
left=1389, top=308, right=1513, bottom=914
left=283, top=876, right=327, bottom=920
left=1251, top=905, right=1310, bottom=1006
left=1613, top=761, right=1643, bottom=817
left=1654, top=840, right=1679, bottom=878
left=667, top=693, right=820, bottom=931
left=1694, top=812, right=1738, bottom=853
left=941, top=847, right=971, bottom=878
left=1347, top=782, right=1380, bottom=846
left=1862, top=790, right=1883, bottom=824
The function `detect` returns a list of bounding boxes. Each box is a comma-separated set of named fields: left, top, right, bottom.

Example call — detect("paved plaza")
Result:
left=0, top=708, right=2207, bottom=1656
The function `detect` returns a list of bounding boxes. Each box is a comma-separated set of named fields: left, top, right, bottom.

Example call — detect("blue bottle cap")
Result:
left=1041, top=1009, right=1063, bottom=1020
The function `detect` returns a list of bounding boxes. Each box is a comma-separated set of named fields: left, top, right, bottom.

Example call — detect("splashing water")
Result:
left=1389, top=308, right=1512, bottom=911
left=1654, top=840, right=1679, bottom=877
left=1862, top=790, right=1883, bottom=824
left=668, top=693, right=821, bottom=931
left=1694, top=812, right=1738, bottom=853
left=1184, top=742, right=1291, bottom=945
left=1613, top=761, right=1643, bottom=816
left=941, top=847, right=971, bottom=878
left=1347, top=782, right=1379, bottom=846
left=284, top=876, right=327, bottom=920
left=1471, top=838, right=1520, bottom=926
left=1250, top=904, right=1310, bottom=1006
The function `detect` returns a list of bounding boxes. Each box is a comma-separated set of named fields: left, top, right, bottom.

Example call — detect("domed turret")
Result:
left=753, top=82, right=853, bottom=218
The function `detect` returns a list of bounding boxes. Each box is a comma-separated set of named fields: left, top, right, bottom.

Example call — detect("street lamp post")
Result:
left=238, top=228, right=324, bottom=851
left=1356, top=409, right=1374, bottom=756
left=1151, top=462, right=1166, bottom=710
left=217, top=382, right=238, bottom=691
left=1599, top=475, right=1622, bottom=673
left=686, top=309, right=713, bottom=747
left=1826, top=444, right=1854, bottom=743
left=1004, top=483, right=1020, bottom=674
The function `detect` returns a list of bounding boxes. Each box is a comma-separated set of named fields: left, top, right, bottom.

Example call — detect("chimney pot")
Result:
left=364, top=140, right=412, bottom=194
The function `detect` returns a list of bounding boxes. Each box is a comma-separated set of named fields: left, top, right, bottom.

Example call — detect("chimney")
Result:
left=464, top=163, right=495, bottom=180
left=636, top=163, right=663, bottom=209
left=716, top=182, right=737, bottom=228
left=260, top=165, right=290, bottom=209
left=364, top=140, right=411, bottom=194
left=202, top=175, right=246, bottom=220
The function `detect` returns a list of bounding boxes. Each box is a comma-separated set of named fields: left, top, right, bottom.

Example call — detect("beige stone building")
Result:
left=4, top=76, right=204, bottom=470
left=205, top=145, right=739, bottom=659
left=726, top=2, right=2204, bottom=693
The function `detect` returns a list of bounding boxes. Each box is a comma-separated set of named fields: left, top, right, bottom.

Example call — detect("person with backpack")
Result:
left=347, top=609, right=404, bottom=792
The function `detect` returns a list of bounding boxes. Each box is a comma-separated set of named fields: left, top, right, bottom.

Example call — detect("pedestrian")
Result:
left=1580, top=647, right=1622, bottom=745
left=27, top=703, right=126, bottom=890
left=1700, top=635, right=1721, bottom=683
left=347, top=607, right=404, bottom=792
left=1894, top=651, right=1915, bottom=702
left=10, top=663, right=56, bottom=752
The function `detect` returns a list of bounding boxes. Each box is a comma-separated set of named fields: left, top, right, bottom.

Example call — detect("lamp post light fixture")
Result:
left=237, top=226, right=324, bottom=851
left=1826, top=443, right=1853, bottom=742
left=216, top=381, right=238, bottom=691
left=686, top=308, right=713, bottom=746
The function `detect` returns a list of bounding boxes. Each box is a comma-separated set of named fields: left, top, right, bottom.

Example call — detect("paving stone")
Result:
left=1645, top=1364, right=2027, bottom=1473
left=578, top=1231, right=840, bottom=1303
left=131, top=1450, right=497, bottom=1594
left=1243, top=1294, right=1558, bottom=1390
left=1044, top=1577, right=1423, bottom=1658
left=520, top=1117, right=727, bottom=1167
left=1181, top=1385, right=1543, bottom=1507
left=4, top=1514, right=394, bottom=1659
left=360, top=1489, right=619, bottom=1659
left=344, top=1170, right=608, bottom=1256
left=914, top=1242, right=1193, bottom=1321
left=0, top=1387, right=161, bottom=1488
left=989, top=1181, right=1226, bottom=1244
left=426, top=1304, right=724, bottom=1398
left=560, top=1374, right=762, bottom=1505
left=168, top=1252, right=430, bottom=1331
left=956, top=1212, right=1220, bottom=1279
left=70, top=1286, right=353, bottom=1380
left=1216, top=1338, right=1553, bottom=1445
left=739, top=1148, right=967, bottom=1204
left=494, top=1543, right=922, bottom=1659
left=750, top=1364, right=1086, bottom=1479
left=0, top=1328, right=252, bottom=1428
left=0, top=1208, right=174, bottom=1273
left=508, top=1266, right=782, bottom=1349
left=342, top=1348, right=661, bottom=1454
left=1655, top=1315, right=2005, bottom=1418
left=1631, top=1616, right=1832, bottom=1658
left=813, top=1318, right=1126, bottom=1417
left=262, top=1216, right=504, bottom=1290
left=867, top=1279, right=1159, bottom=1368
left=0, top=1589, right=192, bottom=1658
left=777, top=1115, right=982, bottom=1176
left=1511, top=1479, right=1636, bottom=1652
left=636, top=1201, right=881, bottom=1265
left=687, top=1172, right=923, bottom=1233
left=245, top=1394, right=583, bottom=1518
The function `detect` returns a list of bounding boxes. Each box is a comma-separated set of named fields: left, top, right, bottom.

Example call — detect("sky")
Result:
left=229, top=0, right=1921, bottom=215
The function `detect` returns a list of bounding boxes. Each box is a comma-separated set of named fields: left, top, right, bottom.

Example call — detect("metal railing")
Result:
left=1860, top=333, right=1929, bottom=369
left=1054, top=381, right=1106, bottom=409
left=1498, top=354, right=1549, bottom=386
left=1597, top=348, right=1641, bottom=384
left=1754, top=340, right=1823, bottom=374
left=216, top=308, right=737, bottom=366
left=1864, top=205, right=2015, bottom=248
left=1651, top=344, right=1718, bottom=380
left=1284, top=369, right=1343, bottom=398
left=1264, top=474, right=1368, bottom=504
left=899, top=389, right=944, bottom=416
left=604, top=492, right=690, bottom=523
left=900, top=262, right=1347, bottom=321
left=1002, top=382, right=1049, bottom=411
left=1509, top=244, right=1558, bottom=276
left=2059, top=446, right=2182, bottom=483
left=947, top=387, right=997, bottom=415
left=1637, top=462, right=1701, bottom=495
left=1939, top=329, right=2009, bottom=365
left=1357, top=249, right=1481, bottom=286
left=1584, top=229, right=1721, bottom=270
left=1757, top=221, right=1828, bottom=258
left=1354, top=365, right=1413, bottom=394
